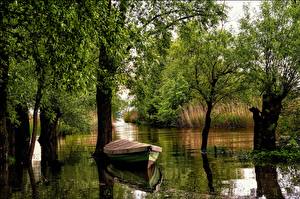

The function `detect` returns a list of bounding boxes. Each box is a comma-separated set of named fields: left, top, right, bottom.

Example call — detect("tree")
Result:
left=0, top=0, right=23, bottom=194
left=167, top=22, right=244, bottom=152
left=239, top=1, right=300, bottom=150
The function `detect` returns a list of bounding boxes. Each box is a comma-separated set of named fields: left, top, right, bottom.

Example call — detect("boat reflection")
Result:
left=105, top=162, right=162, bottom=193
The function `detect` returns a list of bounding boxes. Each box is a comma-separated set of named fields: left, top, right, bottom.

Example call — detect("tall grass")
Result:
left=123, top=110, right=139, bottom=123
left=178, top=102, right=255, bottom=128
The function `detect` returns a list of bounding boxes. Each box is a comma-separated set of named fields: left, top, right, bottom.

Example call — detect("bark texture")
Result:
left=250, top=93, right=283, bottom=150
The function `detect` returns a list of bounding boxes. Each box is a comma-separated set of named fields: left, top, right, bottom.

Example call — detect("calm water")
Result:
left=9, top=119, right=300, bottom=199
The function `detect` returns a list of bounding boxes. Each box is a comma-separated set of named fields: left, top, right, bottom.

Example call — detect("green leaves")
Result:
left=238, top=1, right=300, bottom=99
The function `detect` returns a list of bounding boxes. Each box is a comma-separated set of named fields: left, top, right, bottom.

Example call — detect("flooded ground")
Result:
left=9, top=119, right=300, bottom=198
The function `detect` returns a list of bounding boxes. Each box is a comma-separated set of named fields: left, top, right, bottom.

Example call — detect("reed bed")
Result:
left=123, top=110, right=139, bottom=123
left=178, top=102, right=254, bottom=128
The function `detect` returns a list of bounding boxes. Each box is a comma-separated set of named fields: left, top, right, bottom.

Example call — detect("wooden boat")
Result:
left=104, top=139, right=162, bottom=168
left=105, top=163, right=162, bottom=192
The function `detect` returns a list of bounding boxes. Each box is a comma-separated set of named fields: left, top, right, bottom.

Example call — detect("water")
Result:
left=8, top=119, right=300, bottom=199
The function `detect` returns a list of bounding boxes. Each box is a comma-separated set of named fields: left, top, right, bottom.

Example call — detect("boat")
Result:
left=103, top=139, right=162, bottom=168
left=105, top=163, right=163, bottom=192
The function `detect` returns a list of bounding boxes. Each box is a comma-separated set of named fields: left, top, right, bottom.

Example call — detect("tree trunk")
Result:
left=95, top=83, right=112, bottom=155
left=28, top=163, right=38, bottom=199
left=94, top=43, right=113, bottom=156
left=0, top=51, right=9, bottom=197
left=249, top=107, right=263, bottom=150
left=95, top=157, right=114, bottom=199
left=250, top=93, right=283, bottom=151
left=39, top=107, right=61, bottom=168
left=255, top=165, right=284, bottom=199
left=201, top=153, right=214, bottom=193
left=201, top=102, right=213, bottom=152
left=27, top=84, right=43, bottom=164
left=15, top=104, right=30, bottom=164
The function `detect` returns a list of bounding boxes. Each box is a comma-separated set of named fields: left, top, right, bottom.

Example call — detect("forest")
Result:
left=0, top=0, right=300, bottom=198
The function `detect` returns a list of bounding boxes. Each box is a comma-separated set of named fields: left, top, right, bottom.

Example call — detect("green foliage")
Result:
left=252, top=149, right=300, bottom=164
left=238, top=1, right=300, bottom=99
left=278, top=98, right=300, bottom=138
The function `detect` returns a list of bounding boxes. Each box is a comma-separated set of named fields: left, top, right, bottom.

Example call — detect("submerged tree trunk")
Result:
left=95, top=80, right=113, bottom=155
left=94, top=43, right=113, bottom=156
left=15, top=104, right=30, bottom=164
left=27, top=84, right=43, bottom=164
left=201, top=102, right=213, bottom=152
left=250, top=93, right=283, bottom=151
left=0, top=51, right=9, bottom=197
left=39, top=106, right=61, bottom=168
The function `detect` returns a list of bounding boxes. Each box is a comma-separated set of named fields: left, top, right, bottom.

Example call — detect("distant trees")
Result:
left=239, top=1, right=300, bottom=150
left=129, top=1, right=225, bottom=127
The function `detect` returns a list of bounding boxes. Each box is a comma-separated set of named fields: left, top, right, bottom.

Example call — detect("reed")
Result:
left=123, top=110, right=139, bottom=123
left=179, top=102, right=254, bottom=128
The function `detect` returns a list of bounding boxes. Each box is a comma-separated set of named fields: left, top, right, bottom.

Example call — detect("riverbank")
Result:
left=124, top=102, right=254, bottom=129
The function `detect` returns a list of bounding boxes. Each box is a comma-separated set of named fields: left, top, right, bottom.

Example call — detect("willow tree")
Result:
left=239, top=1, right=300, bottom=150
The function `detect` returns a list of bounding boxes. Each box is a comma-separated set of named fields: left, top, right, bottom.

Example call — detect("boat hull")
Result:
left=107, top=151, right=160, bottom=169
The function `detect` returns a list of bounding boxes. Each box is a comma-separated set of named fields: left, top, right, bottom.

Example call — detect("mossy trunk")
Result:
left=250, top=93, right=283, bottom=150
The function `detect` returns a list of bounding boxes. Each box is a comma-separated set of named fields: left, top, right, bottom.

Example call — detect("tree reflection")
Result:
left=9, top=162, right=25, bottom=193
left=0, top=162, right=9, bottom=199
left=255, top=165, right=284, bottom=199
left=201, top=153, right=214, bottom=194
left=95, top=156, right=114, bottom=199
left=28, top=163, right=39, bottom=199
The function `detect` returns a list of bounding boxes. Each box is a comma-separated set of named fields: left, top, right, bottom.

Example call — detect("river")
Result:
left=10, top=119, right=300, bottom=198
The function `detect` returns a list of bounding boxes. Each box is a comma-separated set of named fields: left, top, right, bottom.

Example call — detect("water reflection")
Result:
left=106, top=163, right=162, bottom=193
left=3, top=121, right=300, bottom=198
left=95, top=157, right=114, bottom=199
left=201, top=153, right=214, bottom=194
left=255, top=165, right=284, bottom=199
